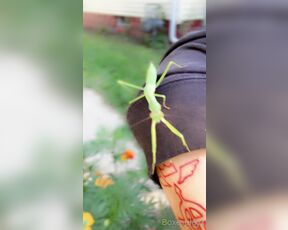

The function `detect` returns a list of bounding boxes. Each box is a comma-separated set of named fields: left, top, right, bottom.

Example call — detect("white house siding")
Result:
left=179, top=0, right=206, bottom=22
left=83, top=0, right=205, bottom=23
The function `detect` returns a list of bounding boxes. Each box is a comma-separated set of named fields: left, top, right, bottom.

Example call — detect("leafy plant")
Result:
left=83, top=127, right=178, bottom=230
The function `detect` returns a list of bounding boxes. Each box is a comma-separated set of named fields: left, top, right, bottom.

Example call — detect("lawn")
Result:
left=83, top=32, right=166, bottom=112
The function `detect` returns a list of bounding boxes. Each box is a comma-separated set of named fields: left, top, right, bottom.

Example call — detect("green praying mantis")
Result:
left=118, top=61, right=190, bottom=174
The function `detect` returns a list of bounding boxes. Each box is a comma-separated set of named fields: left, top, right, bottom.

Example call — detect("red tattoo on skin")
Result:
left=174, top=183, right=206, bottom=230
left=158, top=161, right=177, bottom=177
left=158, top=171, right=172, bottom=187
left=177, top=159, right=199, bottom=185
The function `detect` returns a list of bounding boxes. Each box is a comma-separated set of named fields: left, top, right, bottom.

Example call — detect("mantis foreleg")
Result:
left=151, top=120, right=157, bottom=174
left=129, top=94, right=145, bottom=104
left=156, top=61, right=182, bottom=87
left=161, top=117, right=190, bottom=152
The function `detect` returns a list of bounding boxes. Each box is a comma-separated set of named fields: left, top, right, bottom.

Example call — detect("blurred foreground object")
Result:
left=207, top=0, right=288, bottom=225
left=0, top=0, right=82, bottom=229
left=209, top=193, right=288, bottom=230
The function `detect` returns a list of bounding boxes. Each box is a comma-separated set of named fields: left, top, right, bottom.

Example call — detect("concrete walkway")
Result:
left=83, top=88, right=124, bottom=142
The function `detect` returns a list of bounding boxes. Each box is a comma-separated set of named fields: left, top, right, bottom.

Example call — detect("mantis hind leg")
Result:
left=161, top=117, right=190, bottom=152
left=151, top=120, right=157, bottom=174
left=156, top=61, right=183, bottom=87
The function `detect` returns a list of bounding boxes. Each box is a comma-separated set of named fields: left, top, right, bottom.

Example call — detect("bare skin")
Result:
left=157, top=149, right=206, bottom=230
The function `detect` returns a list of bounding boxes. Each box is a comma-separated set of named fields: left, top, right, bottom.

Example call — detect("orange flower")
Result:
left=120, top=149, right=135, bottom=161
left=95, top=175, right=114, bottom=188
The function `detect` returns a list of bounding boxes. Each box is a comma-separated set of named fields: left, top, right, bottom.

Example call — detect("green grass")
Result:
left=83, top=32, right=166, bottom=113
